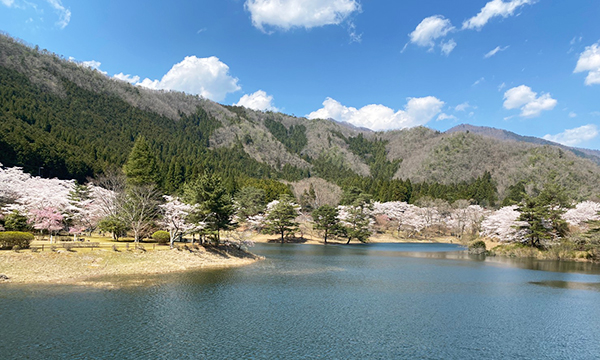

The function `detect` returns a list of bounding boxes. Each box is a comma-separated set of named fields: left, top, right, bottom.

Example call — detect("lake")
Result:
left=2, top=243, right=600, bottom=359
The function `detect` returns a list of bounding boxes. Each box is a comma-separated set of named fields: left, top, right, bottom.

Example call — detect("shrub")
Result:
left=0, top=232, right=34, bottom=250
left=468, top=240, right=487, bottom=255
left=152, top=230, right=170, bottom=244
left=3, top=211, right=30, bottom=231
left=469, top=240, right=486, bottom=249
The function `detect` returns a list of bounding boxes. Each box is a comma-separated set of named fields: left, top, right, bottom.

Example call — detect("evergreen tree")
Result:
left=502, top=180, right=527, bottom=206
left=342, top=192, right=373, bottom=244
left=123, top=136, right=160, bottom=187
left=340, top=186, right=363, bottom=206
left=165, top=158, right=185, bottom=193
left=312, top=205, right=343, bottom=244
left=263, top=194, right=299, bottom=243
left=3, top=210, right=30, bottom=231
left=235, top=186, right=267, bottom=220
left=98, top=216, right=129, bottom=241
left=299, top=183, right=317, bottom=212
left=184, top=172, right=234, bottom=244
left=516, top=182, right=570, bottom=247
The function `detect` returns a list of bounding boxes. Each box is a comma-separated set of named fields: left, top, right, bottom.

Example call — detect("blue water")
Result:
left=1, top=243, right=600, bottom=359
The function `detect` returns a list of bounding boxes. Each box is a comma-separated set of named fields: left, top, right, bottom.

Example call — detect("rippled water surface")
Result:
left=2, top=243, right=600, bottom=359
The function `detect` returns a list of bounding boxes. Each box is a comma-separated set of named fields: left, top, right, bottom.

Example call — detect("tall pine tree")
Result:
left=123, top=136, right=160, bottom=187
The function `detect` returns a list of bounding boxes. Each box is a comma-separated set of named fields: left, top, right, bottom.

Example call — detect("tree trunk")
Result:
left=324, top=231, right=328, bottom=244
left=346, top=237, right=351, bottom=245
left=281, top=229, right=285, bottom=244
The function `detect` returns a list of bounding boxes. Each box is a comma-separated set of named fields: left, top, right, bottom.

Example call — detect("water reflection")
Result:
left=2, top=242, right=600, bottom=360
left=530, top=281, right=600, bottom=292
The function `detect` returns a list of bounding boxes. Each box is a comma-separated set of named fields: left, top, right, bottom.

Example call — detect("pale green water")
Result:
left=1, top=243, right=600, bottom=359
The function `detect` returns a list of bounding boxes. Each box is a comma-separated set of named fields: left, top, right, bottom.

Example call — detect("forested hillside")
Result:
left=1, top=33, right=600, bottom=204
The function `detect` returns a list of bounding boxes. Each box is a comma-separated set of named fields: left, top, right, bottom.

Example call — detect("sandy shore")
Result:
left=0, top=245, right=261, bottom=287
left=249, top=232, right=499, bottom=248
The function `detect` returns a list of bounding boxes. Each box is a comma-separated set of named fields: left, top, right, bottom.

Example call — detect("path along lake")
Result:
left=2, top=243, right=600, bottom=359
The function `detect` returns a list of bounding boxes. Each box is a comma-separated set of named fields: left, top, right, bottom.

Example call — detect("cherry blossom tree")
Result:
left=563, top=201, right=600, bottom=227
left=159, top=196, right=203, bottom=248
left=0, top=163, right=75, bottom=215
left=69, top=225, right=86, bottom=241
left=480, top=206, right=527, bottom=243
left=29, top=207, right=64, bottom=243
left=446, top=202, right=488, bottom=239
left=372, top=201, right=426, bottom=238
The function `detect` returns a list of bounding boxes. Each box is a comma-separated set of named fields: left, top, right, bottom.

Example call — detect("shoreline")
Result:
left=249, top=233, right=491, bottom=247
left=3, top=234, right=596, bottom=287
left=250, top=233, right=599, bottom=263
left=0, top=245, right=262, bottom=287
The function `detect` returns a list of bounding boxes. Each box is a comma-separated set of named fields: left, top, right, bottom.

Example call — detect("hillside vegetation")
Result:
left=1, top=33, right=599, bottom=203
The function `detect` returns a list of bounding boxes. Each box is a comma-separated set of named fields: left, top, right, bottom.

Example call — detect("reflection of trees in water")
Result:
left=530, top=281, right=600, bottom=292
left=488, top=256, right=600, bottom=275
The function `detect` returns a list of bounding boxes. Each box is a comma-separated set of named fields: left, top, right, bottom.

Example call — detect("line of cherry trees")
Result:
left=2, top=138, right=600, bottom=249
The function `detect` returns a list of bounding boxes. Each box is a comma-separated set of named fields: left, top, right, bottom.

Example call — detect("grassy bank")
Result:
left=488, top=242, right=599, bottom=262
left=0, top=239, right=261, bottom=287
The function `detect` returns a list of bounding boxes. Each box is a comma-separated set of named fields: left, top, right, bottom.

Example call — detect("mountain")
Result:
left=445, top=124, right=600, bottom=165
left=1, top=33, right=600, bottom=202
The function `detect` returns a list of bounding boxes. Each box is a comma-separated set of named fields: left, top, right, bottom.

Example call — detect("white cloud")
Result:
left=568, top=112, right=577, bottom=118
left=235, top=90, right=278, bottom=111
left=409, top=15, right=454, bottom=49
left=136, top=56, right=241, bottom=102
left=113, top=73, right=141, bottom=84
left=498, top=82, right=506, bottom=91
left=484, top=45, right=509, bottom=58
left=568, top=36, right=583, bottom=54
left=46, top=0, right=71, bottom=29
left=462, top=0, right=535, bottom=30
left=543, top=124, right=598, bottom=146
left=1, top=0, right=69, bottom=28
left=82, top=60, right=104, bottom=73
left=306, top=96, right=444, bottom=131
left=437, top=113, right=457, bottom=121
left=503, top=85, right=557, bottom=118
left=473, top=77, right=485, bottom=86
left=70, top=58, right=108, bottom=75
left=441, top=39, right=457, bottom=56
left=574, top=42, right=600, bottom=86
left=455, top=102, right=475, bottom=112
left=244, top=0, right=360, bottom=31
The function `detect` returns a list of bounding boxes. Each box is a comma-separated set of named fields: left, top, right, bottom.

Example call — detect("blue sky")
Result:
left=2, top=0, right=600, bottom=149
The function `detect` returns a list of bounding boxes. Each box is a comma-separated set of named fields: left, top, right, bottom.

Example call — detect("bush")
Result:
left=3, top=211, right=30, bottom=231
left=468, top=240, right=487, bottom=255
left=152, top=230, right=170, bottom=244
left=469, top=240, right=486, bottom=249
left=0, top=232, right=34, bottom=250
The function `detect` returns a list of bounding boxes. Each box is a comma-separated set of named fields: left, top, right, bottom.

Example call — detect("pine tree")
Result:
left=184, top=172, right=234, bottom=244
left=263, top=194, right=299, bottom=243
left=123, top=136, right=160, bottom=187
left=312, top=205, right=342, bottom=244
left=342, top=192, right=373, bottom=244
left=235, top=186, right=267, bottom=220
left=516, top=182, right=570, bottom=247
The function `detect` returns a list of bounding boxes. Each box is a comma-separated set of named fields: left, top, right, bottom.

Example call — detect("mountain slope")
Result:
left=1, top=33, right=600, bottom=201
left=446, top=124, right=600, bottom=164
